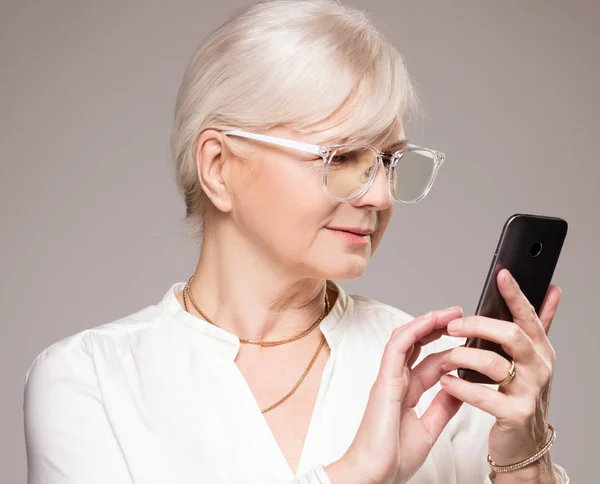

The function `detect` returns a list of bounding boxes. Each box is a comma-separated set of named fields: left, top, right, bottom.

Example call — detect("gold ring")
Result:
left=498, top=360, right=516, bottom=386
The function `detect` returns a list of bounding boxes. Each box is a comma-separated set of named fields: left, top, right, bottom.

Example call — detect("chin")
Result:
left=321, top=253, right=370, bottom=281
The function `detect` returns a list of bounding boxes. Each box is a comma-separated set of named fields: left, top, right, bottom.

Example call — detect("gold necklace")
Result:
left=181, top=277, right=330, bottom=413
left=259, top=335, right=326, bottom=414
left=183, top=275, right=329, bottom=346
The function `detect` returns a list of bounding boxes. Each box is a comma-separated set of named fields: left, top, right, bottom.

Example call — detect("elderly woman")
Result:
left=24, top=1, right=570, bottom=483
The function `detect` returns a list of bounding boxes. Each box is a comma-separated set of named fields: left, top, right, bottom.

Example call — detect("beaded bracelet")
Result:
left=487, top=423, right=556, bottom=481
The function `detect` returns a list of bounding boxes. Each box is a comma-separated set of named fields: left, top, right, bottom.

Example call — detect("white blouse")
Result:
left=24, top=281, right=570, bottom=484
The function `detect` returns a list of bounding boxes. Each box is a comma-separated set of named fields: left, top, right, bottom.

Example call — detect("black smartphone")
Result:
left=457, top=214, right=568, bottom=384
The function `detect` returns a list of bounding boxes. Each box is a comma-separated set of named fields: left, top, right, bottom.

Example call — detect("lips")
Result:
left=327, top=227, right=374, bottom=236
left=326, top=227, right=372, bottom=246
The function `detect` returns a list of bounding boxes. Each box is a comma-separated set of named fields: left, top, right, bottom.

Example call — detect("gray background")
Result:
left=1, top=0, right=598, bottom=482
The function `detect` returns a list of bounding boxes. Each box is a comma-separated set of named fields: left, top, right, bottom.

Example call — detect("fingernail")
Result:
left=440, top=374, right=454, bottom=386
left=423, top=311, right=433, bottom=319
left=447, top=319, right=462, bottom=332
left=502, top=269, right=516, bottom=285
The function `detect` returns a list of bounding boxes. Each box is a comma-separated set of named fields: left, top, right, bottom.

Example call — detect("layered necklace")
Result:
left=182, top=275, right=330, bottom=413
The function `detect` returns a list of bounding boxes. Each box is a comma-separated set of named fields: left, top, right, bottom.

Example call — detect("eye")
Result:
left=330, top=152, right=355, bottom=164
left=381, top=154, right=393, bottom=171
left=330, top=148, right=370, bottom=165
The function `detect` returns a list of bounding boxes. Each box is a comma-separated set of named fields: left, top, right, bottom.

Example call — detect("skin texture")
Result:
left=177, top=121, right=559, bottom=484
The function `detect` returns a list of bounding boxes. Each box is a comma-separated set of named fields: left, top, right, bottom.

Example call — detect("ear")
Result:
left=195, top=130, right=233, bottom=213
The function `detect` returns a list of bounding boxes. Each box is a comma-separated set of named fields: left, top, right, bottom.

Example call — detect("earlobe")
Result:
left=195, top=130, right=233, bottom=213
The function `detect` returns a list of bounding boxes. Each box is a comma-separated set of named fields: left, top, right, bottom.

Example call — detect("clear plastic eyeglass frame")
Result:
left=222, top=129, right=446, bottom=204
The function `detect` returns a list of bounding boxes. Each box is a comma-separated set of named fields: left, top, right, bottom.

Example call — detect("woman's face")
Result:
left=225, top=123, right=402, bottom=281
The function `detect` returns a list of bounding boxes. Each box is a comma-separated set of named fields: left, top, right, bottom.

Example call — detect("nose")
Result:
left=350, top=161, right=393, bottom=210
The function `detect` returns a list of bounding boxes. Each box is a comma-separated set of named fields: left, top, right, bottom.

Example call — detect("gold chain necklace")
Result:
left=184, top=275, right=329, bottom=346
left=181, top=276, right=330, bottom=413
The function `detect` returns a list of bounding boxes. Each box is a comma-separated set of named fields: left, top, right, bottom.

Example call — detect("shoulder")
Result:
left=346, top=292, right=465, bottom=356
left=350, top=293, right=414, bottom=327
left=22, top=303, right=167, bottom=481
left=346, top=292, right=413, bottom=340
left=25, top=300, right=165, bottom=389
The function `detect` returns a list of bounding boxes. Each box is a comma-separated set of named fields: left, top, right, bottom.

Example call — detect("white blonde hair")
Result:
left=171, top=0, right=420, bottom=242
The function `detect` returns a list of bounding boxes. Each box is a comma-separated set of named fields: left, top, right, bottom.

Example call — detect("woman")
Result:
left=24, top=1, right=570, bottom=483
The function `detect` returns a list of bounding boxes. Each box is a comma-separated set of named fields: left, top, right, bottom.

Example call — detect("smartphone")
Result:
left=457, top=214, right=568, bottom=384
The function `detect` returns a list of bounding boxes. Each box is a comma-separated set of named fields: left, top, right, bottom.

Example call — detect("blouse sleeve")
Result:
left=290, top=465, right=331, bottom=483
left=24, top=337, right=132, bottom=484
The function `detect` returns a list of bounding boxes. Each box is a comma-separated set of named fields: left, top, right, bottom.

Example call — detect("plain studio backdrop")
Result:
left=1, top=0, right=598, bottom=482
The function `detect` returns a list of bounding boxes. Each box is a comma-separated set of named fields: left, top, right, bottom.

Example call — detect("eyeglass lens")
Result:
left=325, top=146, right=436, bottom=202
left=392, top=149, right=436, bottom=203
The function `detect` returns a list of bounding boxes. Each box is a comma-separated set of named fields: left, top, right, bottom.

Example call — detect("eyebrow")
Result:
left=382, top=139, right=409, bottom=153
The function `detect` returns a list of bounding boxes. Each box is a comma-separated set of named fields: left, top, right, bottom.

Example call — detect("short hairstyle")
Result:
left=170, top=0, right=420, bottom=242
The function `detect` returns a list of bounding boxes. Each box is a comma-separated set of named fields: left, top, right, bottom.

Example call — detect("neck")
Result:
left=183, top=224, right=329, bottom=341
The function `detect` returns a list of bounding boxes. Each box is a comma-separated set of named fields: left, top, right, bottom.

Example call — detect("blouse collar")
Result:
left=161, top=279, right=352, bottom=359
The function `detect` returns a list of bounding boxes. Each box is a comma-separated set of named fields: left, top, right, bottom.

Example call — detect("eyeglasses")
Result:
left=222, top=130, right=446, bottom=204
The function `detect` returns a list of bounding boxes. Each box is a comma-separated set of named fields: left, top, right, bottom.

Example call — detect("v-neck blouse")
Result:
left=24, top=281, right=570, bottom=484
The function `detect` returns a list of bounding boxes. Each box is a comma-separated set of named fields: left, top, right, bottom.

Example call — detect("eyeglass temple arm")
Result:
left=222, top=130, right=323, bottom=156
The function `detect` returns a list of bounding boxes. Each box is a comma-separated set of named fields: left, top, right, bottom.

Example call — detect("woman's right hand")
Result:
left=325, top=307, right=465, bottom=484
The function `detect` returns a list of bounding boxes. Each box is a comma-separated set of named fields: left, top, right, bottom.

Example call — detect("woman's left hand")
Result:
left=439, top=268, right=561, bottom=469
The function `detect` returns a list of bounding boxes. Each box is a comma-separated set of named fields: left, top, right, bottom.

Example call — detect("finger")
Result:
left=417, top=388, right=463, bottom=447
left=380, top=307, right=463, bottom=382
left=440, top=374, right=511, bottom=419
left=407, top=329, right=448, bottom=369
left=440, top=346, right=512, bottom=385
left=406, top=343, right=421, bottom=369
left=538, top=285, right=562, bottom=335
left=447, top=315, right=535, bottom=362
left=497, top=269, right=546, bottom=343
left=418, top=328, right=450, bottom=346
left=404, top=349, right=453, bottom=408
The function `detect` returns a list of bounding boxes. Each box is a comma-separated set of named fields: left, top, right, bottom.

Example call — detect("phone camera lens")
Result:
left=530, top=241, right=543, bottom=257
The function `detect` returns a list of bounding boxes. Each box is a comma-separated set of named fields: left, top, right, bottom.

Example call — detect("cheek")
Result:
left=232, top=158, right=333, bottom=243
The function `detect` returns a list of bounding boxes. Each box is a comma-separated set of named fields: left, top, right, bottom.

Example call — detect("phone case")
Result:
left=457, top=214, right=568, bottom=384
